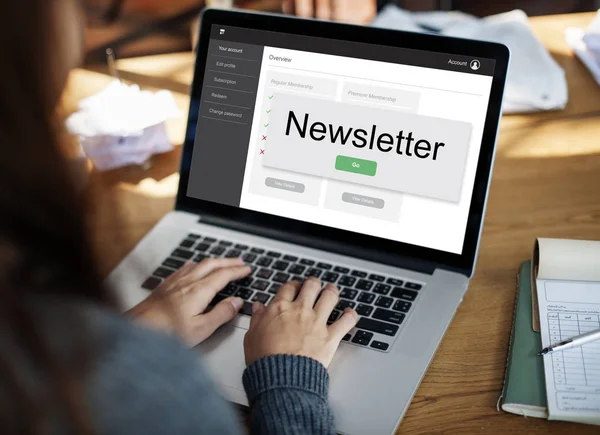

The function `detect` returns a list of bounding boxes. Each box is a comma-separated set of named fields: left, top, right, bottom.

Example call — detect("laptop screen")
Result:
left=186, top=24, right=495, bottom=256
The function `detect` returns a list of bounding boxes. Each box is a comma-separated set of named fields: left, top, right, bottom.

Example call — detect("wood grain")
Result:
left=63, top=12, right=600, bottom=434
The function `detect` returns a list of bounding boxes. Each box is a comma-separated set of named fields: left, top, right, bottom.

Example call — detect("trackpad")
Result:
left=196, top=324, right=249, bottom=406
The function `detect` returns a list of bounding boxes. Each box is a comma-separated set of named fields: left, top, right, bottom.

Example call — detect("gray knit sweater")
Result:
left=0, top=298, right=335, bottom=435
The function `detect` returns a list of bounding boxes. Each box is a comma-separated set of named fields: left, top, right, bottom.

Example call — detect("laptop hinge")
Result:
left=197, top=214, right=443, bottom=275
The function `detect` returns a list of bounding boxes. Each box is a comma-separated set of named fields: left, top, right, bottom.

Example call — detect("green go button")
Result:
left=335, top=155, right=377, bottom=177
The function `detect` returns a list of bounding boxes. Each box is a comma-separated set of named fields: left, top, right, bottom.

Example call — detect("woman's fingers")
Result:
left=315, top=0, right=332, bottom=19
left=181, top=257, right=245, bottom=284
left=328, top=308, right=359, bottom=341
left=183, top=265, right=251, bottom=314
left=314, top=284, right=339, bottom=320
left=190, top=296, right=244, bottom=345
left=295, top=277, right=323, bottom=307
left=272, top=280, right=302, bottom=302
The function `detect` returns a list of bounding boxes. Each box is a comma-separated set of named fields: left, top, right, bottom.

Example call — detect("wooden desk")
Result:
left=64, top=12, right=600, bottom=434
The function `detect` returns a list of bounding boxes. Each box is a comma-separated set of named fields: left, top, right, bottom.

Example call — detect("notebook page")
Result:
left=537, top=279, right=600, bottom=424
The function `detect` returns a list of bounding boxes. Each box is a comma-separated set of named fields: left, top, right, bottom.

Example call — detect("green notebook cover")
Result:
left=500, top=260, right=548, bottom=418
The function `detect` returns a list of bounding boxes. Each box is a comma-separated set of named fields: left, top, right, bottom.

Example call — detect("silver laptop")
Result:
left=107, top=9, right=509, bottom=435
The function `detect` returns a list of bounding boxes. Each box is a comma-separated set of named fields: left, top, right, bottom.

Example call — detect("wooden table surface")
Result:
left=64, top=12, right=600, bottom=434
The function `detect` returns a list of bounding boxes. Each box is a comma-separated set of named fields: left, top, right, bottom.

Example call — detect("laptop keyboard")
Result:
left=141, top=233, right=425, bottom=352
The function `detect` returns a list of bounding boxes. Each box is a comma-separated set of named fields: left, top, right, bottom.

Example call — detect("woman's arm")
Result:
left=243, top=279, right=358, bottom=435
left=244, top=355, right=334, bottom=435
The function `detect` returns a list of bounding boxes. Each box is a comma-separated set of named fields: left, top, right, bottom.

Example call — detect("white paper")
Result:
left=537, top=281, right=600, bottom=424
left=372, top=7, right=569, bottom=113
left=536, top=238, right=600, bottom=424
left=566, top=27, right=600, bottom=87
left=66, top=80, right=181, bottom=170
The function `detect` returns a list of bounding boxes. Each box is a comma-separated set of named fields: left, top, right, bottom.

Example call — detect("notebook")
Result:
left=500, top=260, right=548, bottom=418
left=534, top=238, right=600, bottom=425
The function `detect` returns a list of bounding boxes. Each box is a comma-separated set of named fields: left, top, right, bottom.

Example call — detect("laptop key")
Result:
left=375, top=296, right=393, bottom=308
left=141, top=276, right=162, bottom=290
left=356, top=318, right=399, bottom=336
left=392, top=300, right=412, bottom=313
left=268, top=283, right=281, bottom=294
left=251, top=247, right=265, bottom=254
left=336, top=300, right=356, bottom=310
left=391, top=288, right=418, bottom=302
left=210, top=246, right=226, bottom=256
left=283, top=255, right=298, bottom=262
left=251, top=292, right=270, bottom=304
left=368, top=274, right=385, bottom=282
left=386, top=278, right=403, bottom=286
left=153, top=267, right=175, bottom=278
left=204, top=237, right=217, bottom=244
left=221, top=283, right=238, bottom=296
left=356, top=304, right=374, bottom=317
left=370, top=341, right=389, bottom=351
left=352, top=330, right=373, bottom=346
left=172, top=248, right=194, bottom=260
left=292, top=276, right=304, bottom=282
left=235, top=244, right=249, bottom=250
left=273, top=272, right=290, bottom=283
left=235, top=287, right=254, bottom=300
left=321, top=272, right=339, bottom=283
left=355, top=279, right=373, bottom=291
left=251, top=280, right=270, bottom=291
left=195, top=243, right=211, bottom=252
left=218, top=240, right=233, bottom=247
left=373, top=283, right=391, bottom=295
left=342, top=333, right=352, bottom=341
left=373, top=308, right=405, bottom=325
left=188, top=234, right=201, bottom=240
left=300, top=258, right=315, bottom=266
left=340, top=288, right=358, bottom=300
left=338, top=275, right=356, bottom=287
left=256, top=268, right=273, bottom=280
left=163, top=257, right=185, bottom=269
left=334, top=266, right=350, bottom=274
left=256, top=257, right=273, bottom=267
left=267, top=251, right=281, bottom=258
left=180, top=239, right=195, bottom=248
left=357, top=292, right=375, bottom=304
left=328, top=310, right=341, bottom=323
left=317, top=262, right=332, bottom=270
left=225, top=249, right=242, bottom=258
left=289, top=264, right=306, bottom=274
left=236, top=277, right=253, bottom=287
left=272, top=261, right=289, bottom=271
left=405, top=281, right=423, bottom=290
left=305, top=268, right=322, bottom=278
left=351, top=270, right=367, bottom=278
left=240, top=301, right=254, bottom=316
left=242, top=253, right=257, bottom=263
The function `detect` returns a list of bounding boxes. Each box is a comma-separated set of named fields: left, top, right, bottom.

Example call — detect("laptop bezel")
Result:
left=175, top=9, right=509, bottom=276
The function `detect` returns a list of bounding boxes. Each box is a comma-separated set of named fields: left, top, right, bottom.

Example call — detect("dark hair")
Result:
left=0, top=1, right=113, bottom=433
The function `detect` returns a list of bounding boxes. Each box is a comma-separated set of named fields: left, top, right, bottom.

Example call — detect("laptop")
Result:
left=107, top=9, right=509, bottom=435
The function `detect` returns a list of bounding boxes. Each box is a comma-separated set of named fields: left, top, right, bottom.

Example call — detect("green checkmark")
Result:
left=266, top=109, right=271, bottom=113
left=268, top=95, right=273, bottom=99
left=264, top=123, right=269, bottom=127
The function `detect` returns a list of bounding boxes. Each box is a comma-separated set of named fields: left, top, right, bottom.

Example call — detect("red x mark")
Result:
left=260, top=149, right=265, bottom=155
left=261, top=135, right=267, bottom=141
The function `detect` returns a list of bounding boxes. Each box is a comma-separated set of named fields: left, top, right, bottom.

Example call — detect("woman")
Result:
left=0, top=1, right=358, bottom=434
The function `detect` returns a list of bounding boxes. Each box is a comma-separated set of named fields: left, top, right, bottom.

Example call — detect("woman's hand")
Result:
left=282, top=0, right=377, bottom=24
left=244, top=278, right=358, bottom=368
left=129, top=258, right=250, bottom=347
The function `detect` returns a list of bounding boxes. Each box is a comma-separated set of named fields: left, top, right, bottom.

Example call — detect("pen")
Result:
left=106, top=48, right=121, bottom=82
left=538, top=327, right=600, bottom=355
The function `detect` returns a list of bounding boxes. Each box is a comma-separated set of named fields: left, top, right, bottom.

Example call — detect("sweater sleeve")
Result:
left=242, top=355, right=335, bottom=435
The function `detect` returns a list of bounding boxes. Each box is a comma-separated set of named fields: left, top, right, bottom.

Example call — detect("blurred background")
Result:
left=84, top=0, right=600, bottom=63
